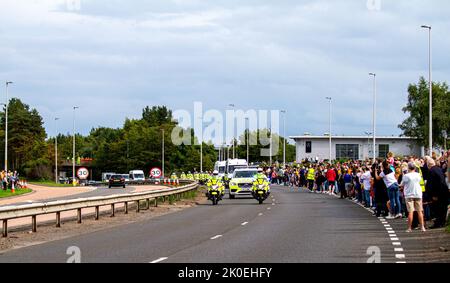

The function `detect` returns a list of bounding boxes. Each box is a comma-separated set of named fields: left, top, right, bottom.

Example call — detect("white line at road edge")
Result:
left=241, top=222, right=249, bottom=226
left=210, top=235, right=223, bottom=240
left=150, top=257, right=168, bottom=263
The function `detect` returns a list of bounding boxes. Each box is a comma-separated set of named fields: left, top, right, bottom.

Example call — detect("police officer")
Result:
left=180, top=172, right=187, bottom=180
left=307, top=165, right=316, bottom=191
left=206, top=170, right=225, bottom=198
left=187, top=171, right=194, bottom=180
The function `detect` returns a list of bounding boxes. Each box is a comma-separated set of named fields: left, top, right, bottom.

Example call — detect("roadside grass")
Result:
left=29, top=180, right=73, bottom=187
left=0, top=189, right=33, bottom=199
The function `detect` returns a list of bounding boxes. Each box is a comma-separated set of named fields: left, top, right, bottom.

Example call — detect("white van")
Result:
left=102, top=172, right=116, bottom=183
left=226, top=159, right=248, bottom=179
left=214, top=161, right=227, bottom=178
left=129, top=170, right=146, bottom=182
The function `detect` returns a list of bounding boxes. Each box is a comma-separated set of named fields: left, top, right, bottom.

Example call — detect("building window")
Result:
left=306, top=141, right=312, bottom=153
left=378, top=144, right=390, bottom=158
left=336, top=144, right=359, bottom=160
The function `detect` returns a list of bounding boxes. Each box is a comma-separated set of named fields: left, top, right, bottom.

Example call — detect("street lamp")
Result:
left=228, top=104, right=236, bottom=159
left=197, top=116, right=203, bottom=173
left=162, top=129, right=165, bottom=178
left=421, top=25, right=432, bottom=155
left=280, top=110, right=287, bottom=167
left=245, top=117, right=249, bottom=165
left=325, top=98, right=332, bottom=163
left=369, top=73, right=377, bottom=161
left=364, top=131, right=372, bottom=160
left=72, top=106, right=79, bottom=186
left=55, top=118, right=60, bottom=184
left=5, top=81, right=13, bottom=172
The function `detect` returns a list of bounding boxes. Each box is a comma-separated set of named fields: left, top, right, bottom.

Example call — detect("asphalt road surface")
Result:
left=0, top=185, right=422, bottom=263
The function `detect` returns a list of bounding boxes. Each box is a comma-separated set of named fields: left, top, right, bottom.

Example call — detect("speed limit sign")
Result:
left=150, top=167, right=162, bottom=179
left=77, top=167, right=89, bottom=180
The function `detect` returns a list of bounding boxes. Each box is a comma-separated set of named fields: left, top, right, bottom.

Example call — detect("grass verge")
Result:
left=0, top=189, right=33, bottom=199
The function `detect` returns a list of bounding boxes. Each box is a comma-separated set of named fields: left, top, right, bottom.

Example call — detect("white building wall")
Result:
left=294, top=137, right=422, bottom=162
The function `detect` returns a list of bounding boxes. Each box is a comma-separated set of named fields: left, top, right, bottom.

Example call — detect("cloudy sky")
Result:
left=0, top=0, right=449, bottom=142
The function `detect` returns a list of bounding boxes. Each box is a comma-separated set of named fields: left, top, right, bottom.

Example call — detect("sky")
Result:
left=0, top=0, right=449, bottom=143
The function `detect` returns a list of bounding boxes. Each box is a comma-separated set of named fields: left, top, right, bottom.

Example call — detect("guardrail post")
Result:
left=146, top=199, right=150, bottom=210
left=111, top=204, right=115, bottom=217
left=124, top=202, right=128, bottom=214
left=32, top=215, right=37, bottom=233
left=136, top=201, right=140, bottom=213
left=2, top=220, right=7, bottom=238
left=95, top=206, right=100, bottom=220
left=77, top=208, right=82, bottom=223
left=154, top=198, right=158, bottom=207
left=56, top=212, right=61, bottom=228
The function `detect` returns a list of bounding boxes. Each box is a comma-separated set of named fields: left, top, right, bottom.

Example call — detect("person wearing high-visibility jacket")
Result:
left=170, top=173, right=178, bottom=180
left=307, top=165, right=316, bottom=192
left=206, top=170, right=225, bottom=199
left=180, top=172, right=187, bottom=180
left=194, top=172, right=200, bottom=181
left=186, top=172, right=194, bottom=180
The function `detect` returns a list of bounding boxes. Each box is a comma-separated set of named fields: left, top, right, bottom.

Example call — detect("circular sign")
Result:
left=77, top=167, right=89, bottom=180
left=150, top=167, right=162, bottom=179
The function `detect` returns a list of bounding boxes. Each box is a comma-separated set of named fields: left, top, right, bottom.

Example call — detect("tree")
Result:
left=399, top=77, right=450, bottom=149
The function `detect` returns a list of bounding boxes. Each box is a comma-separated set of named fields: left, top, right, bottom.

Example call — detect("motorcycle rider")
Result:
left=252, top=168, right=270, bottom=202
left=206, top=170, right=225, bottom=199
left=180, top=172, right=187, bottom=180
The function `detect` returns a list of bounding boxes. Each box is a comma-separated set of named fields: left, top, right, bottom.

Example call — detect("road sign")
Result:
left=150, top=167, right=162, bottom=179
left=77, top=167, right=89, bottom=180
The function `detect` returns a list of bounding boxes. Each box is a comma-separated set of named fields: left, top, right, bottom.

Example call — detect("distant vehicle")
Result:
left=214, top=161, right=227, bottom=178
left=229, top=168, right=258, bottom=199
left=109, top=175, right=126, bottom=189
left=102, top=172, right=116, bottom=183
left=129, top=170, right=145, bottom=182
left=121, top=174, right=130, bottom=182
left=226, top=159, right=248, bottom=179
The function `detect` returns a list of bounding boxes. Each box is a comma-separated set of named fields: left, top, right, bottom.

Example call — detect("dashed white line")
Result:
left=150, top=257, right=168, bottom=263
left=258, top=213, right=263, bottom=216
left=241, top=222, right=249, bottom=226
left=267, top=207, right=271, bottom=210
left=210, top=235, right=223, bottom=240
left=395, top=248, right=404, bottom=252
left=390, top=238, right=400, bottom=241
left=387, top=231, right=396, bottom=234
left=392, top=242, right=402, bottom=246
left=396, top=261, right=407, bottom=264
left=395, top=254, right=406, bottom=259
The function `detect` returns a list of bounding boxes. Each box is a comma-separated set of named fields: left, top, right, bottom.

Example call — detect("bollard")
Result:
left=2, top=220, right=8, bottom=238
left=32, top=215, right=37, bottom=233
left=56, top=212, right=61, bottom=228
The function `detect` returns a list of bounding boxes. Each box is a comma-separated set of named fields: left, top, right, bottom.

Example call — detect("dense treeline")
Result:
left=0, top=103, right=295, bottom=180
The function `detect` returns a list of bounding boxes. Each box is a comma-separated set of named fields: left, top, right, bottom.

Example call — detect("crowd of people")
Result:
left=264, top=151, right=450, bottom=231
left=1, top=170, right=20, bottom=191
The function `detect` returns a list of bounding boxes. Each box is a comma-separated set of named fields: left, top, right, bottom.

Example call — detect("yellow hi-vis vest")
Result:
left=417, top=166, right=426, bottom=193
left=307, top=168, right=315, bottom=181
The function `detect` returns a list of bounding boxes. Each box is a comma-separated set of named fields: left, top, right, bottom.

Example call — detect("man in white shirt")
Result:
left=400, top=162, right=426, bottom=233
left=360, top=167, right=372, bottom=208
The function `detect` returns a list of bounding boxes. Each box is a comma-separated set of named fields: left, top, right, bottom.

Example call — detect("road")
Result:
left=0, top=185, right=438, bottom=263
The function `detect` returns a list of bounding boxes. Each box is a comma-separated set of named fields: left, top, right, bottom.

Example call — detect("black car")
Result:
left=109, top=175, right=126, bottom=188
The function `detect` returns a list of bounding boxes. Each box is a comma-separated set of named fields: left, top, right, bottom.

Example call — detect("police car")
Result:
left=228, top=168, right=258, bottom=199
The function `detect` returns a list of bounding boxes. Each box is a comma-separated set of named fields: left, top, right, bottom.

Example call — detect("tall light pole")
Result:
left=72, top=106, right=79, bottom=186
left=365, top=131, right=372, bottom=160
left=369, top=73, right=377, bottom=161
left=421, top=25, right=432, bottom=155
left=245, top=117, right=249, bottom=164
left=162, top=129, right=165, bottom=178
left=228, top=104, right=236, bottom=159
left=325, top=98, right=332, bottom=163
left=55, top=118, right=60, bottom=184
left=5, top=81, right=13, bottom=172
left=197, top=116, right=203, bottom=172
left=280, top=110, right=287, bottom=167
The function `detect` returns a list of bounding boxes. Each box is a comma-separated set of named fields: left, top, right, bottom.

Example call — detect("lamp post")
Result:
left=365, top=131, right=372, bottom=160
left=55, top=118, right=60, bottom=184
left=421, top=25, right=432, bottom=155
left=369, top=73, right=377, bottom=161
left=197, top=116, right=203, bottom=172
left=228, top=104, right=236, bottom=159
left=162, top=129, right=165, bottom=178
left=245, top=117, right=249, bottom=164
left=325, top=98, right=332, bottom=163
left=72, top=106, right=79, bottom=186
left=280, top=110, right=287, bottom=167
left=5, top=81, right=13, bottom=172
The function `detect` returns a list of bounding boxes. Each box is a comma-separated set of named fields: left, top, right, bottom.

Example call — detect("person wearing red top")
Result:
left=326, top=166, right=337, bottom=195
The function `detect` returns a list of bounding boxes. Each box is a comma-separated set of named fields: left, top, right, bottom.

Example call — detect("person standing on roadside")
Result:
left=361, top=166, right=372, bottom=208
left=375, top=160, right=402, bottom=219
left=326, top=165, right=337, bottom=195
left=425, top=157, right=449, bottom=229
left=400, top=162, right=426, bottom=233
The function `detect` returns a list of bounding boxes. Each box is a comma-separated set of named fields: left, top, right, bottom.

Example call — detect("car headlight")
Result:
left=230, top=182, right=236, bottom=187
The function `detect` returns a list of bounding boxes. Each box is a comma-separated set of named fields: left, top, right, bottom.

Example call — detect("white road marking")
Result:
left=210, top=235, right=223, bottom=240
left=395, top=248, right=404, bottom=252
left=390, top=238, right=399, bottom=241
left=384, top=224, right=391, bottom=227
left=388, top=231, right=396, bottom=234
left=258, top=213, right=263, bottom=216
left=386, top=228, right=393, bottom=231
left=150, top=257, right=168, bottom=263
left=393, top=242, right=402, bottom=246
left=396, top=261, right=407, bottom=264
left=395, top=254, right=406, bottom=259
left=267, top=207, right=271, bottom=210
left=241, top=222, right=249, bottom=226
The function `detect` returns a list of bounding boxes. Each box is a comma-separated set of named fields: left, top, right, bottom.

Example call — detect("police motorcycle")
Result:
left=206, top=171, right=225, bottom=206
left=252, top=168, right=271, bottom=204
